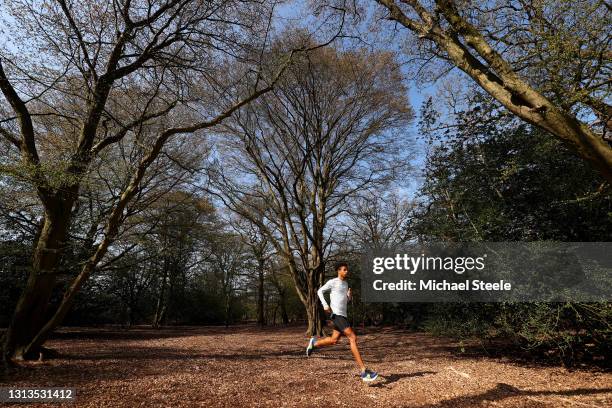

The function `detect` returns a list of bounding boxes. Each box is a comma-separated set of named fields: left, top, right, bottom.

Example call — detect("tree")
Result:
left=0, top=116, right=212, bottom=327
left=232, top=218, right=273, bottom=327
left=148, top=191, right=217, bottom=327
left=366, top=0, right=612, bottom=181
left=207, top=232, right=249, bottom=327
left=0, top=0, right=287, bottom=362
left=342, top=192, right=412, bottom=250
left=413, top=91, right=611, bottom=241
left=209, top=44, right=413, bottom=335
left=267, top=260, right=295, bottom=325
left=411, top=91, right=611, bottom=365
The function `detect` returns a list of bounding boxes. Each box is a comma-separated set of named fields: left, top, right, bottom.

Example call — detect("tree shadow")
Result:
left=358, top=332, right=608, bottom=371
left=369, top=371, right=437, bottom=388
left=48, top=326, right=250, bottom=341
left=60, top=346, right=306, bottom=362
left=415, top=383, right=612, bottom=407
left=2, top=346, right=309, bottom=386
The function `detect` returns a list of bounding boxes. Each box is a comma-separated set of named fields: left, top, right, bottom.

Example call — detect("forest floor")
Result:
left=2, top=325, right=610, bottom=407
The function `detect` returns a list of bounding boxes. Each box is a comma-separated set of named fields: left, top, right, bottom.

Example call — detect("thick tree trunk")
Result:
left=2, top=198, right=74, bottom=361
left=305, top=296, right=324, bottom=337
left=13, top=159, right=147, bottom=358
left=304, top=264, right=326, bottom=336
left=284, top=257, right=326, bottom=336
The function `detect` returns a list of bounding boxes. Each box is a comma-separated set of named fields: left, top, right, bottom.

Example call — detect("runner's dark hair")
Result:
left=335, top=262, right=348, bottom=271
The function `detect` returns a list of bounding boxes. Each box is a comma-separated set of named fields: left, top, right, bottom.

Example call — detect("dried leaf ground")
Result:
left=2, top=326, right=610, bottom=407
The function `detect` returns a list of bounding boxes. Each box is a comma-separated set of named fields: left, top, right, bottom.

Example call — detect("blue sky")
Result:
left=273, top=1, right=441, bottom=200
left=0, top=1, right=442, bottom=201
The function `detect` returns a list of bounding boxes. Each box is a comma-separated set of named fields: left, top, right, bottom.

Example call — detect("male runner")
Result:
left=305, top=262, right=378, bottom=382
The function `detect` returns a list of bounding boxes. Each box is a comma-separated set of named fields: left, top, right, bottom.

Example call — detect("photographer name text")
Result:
left=373, top=279, right=512, bottom=291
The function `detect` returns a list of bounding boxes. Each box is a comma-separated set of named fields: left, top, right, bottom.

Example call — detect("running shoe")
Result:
left=360, top=369, right=378, bottom=382
left=306, top=337, right=316, bottom=357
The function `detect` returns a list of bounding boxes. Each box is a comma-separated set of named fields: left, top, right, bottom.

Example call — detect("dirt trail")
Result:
left=2, top=326, right=610, bottom=407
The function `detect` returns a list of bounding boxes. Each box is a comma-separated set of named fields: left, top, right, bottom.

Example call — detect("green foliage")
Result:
left=412, top=92, right=611, bottom=366
left=414, top=93, right=611, bottom=241
left=0, top=240, right=31, bottom=326
left=0, top=160, right=81, bottom=191
left=504, top=302, right=611, bottom=365
left=422, top=304, right=500, bottom=339
left=421, top=302, right=611, bottom=366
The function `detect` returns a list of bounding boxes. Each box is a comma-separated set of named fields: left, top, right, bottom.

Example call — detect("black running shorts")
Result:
left=331, top=314, right=351, bottom=332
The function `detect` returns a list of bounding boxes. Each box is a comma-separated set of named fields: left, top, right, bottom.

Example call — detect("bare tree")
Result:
left=267, top=259, right=292, bottom=325
left=231, top=217, right=273, bottom=327
left=209, top=44, right=413, bottom=335
left=0, top=0, right=292, bottom=362
left=149, top=191, right=217, bottom=328
left=207, top=232, right=249, bottom=327
left=342, top=192, right=412, bottom=250
left=352, top=0, right=612, bottom=181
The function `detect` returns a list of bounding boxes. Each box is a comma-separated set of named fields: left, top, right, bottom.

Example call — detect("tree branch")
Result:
left=0, top=60, right=38, bottom=163
left=0, top=126, right=21, bottom=150
left=90, top=102, right=178, bottom=155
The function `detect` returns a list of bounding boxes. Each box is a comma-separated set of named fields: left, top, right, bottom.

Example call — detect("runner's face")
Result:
left=338, top=266, right=348, bottom=279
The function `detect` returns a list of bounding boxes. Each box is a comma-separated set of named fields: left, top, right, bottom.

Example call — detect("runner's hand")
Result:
left=347, top=288, right=352, bottom=299
left=324, top=307, right=331, bottom=315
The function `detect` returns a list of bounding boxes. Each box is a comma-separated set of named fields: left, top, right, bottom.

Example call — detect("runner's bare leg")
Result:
left=343, top=327, right=366, bottom=372
left=314, top=330, right=341, bottom=347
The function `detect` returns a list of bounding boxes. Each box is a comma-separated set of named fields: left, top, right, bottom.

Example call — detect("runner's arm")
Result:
left=317, top=280, right=332, bottom=311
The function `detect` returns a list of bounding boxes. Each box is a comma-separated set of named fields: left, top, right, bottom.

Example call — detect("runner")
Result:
left=306, top=262, right=378, bottom=382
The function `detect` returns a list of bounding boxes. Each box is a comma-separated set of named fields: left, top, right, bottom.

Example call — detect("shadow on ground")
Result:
left=370, top=371, right=437, bottom=388
left=415, top=383, right=612, bottom=407
left=47, top=325, right=258, bottom=341
left=2, top=326, right=610, bottom=407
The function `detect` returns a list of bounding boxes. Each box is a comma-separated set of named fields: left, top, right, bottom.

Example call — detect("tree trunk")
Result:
left=378, top=0, right=612, bottom=182
left=1, top=76, right=280, bottom=363
left=286, top=260, right=326, bottom=336
left=153, top=261, right=168, bottom=328
left=305, top=295, right=324, bottom=337
left=155, top=305, right=167, bottom=328
left=2, top=198, right=74, bottom=361
left=256, top=259, right=265, bottom=327
left=279, top=294, right=289, bottom=325
left=272, top=305, right=278, bottom=325
left=224, top=293, right=231, bottom=328
left=304, top=264, right=326, bottom=336
left=126, top=306, right=134, bottom=328
left=12, top=165, right=143, bottom=358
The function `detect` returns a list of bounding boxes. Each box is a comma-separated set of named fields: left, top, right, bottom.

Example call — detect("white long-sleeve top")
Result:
left=317, top=277, right=349, bottom=317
